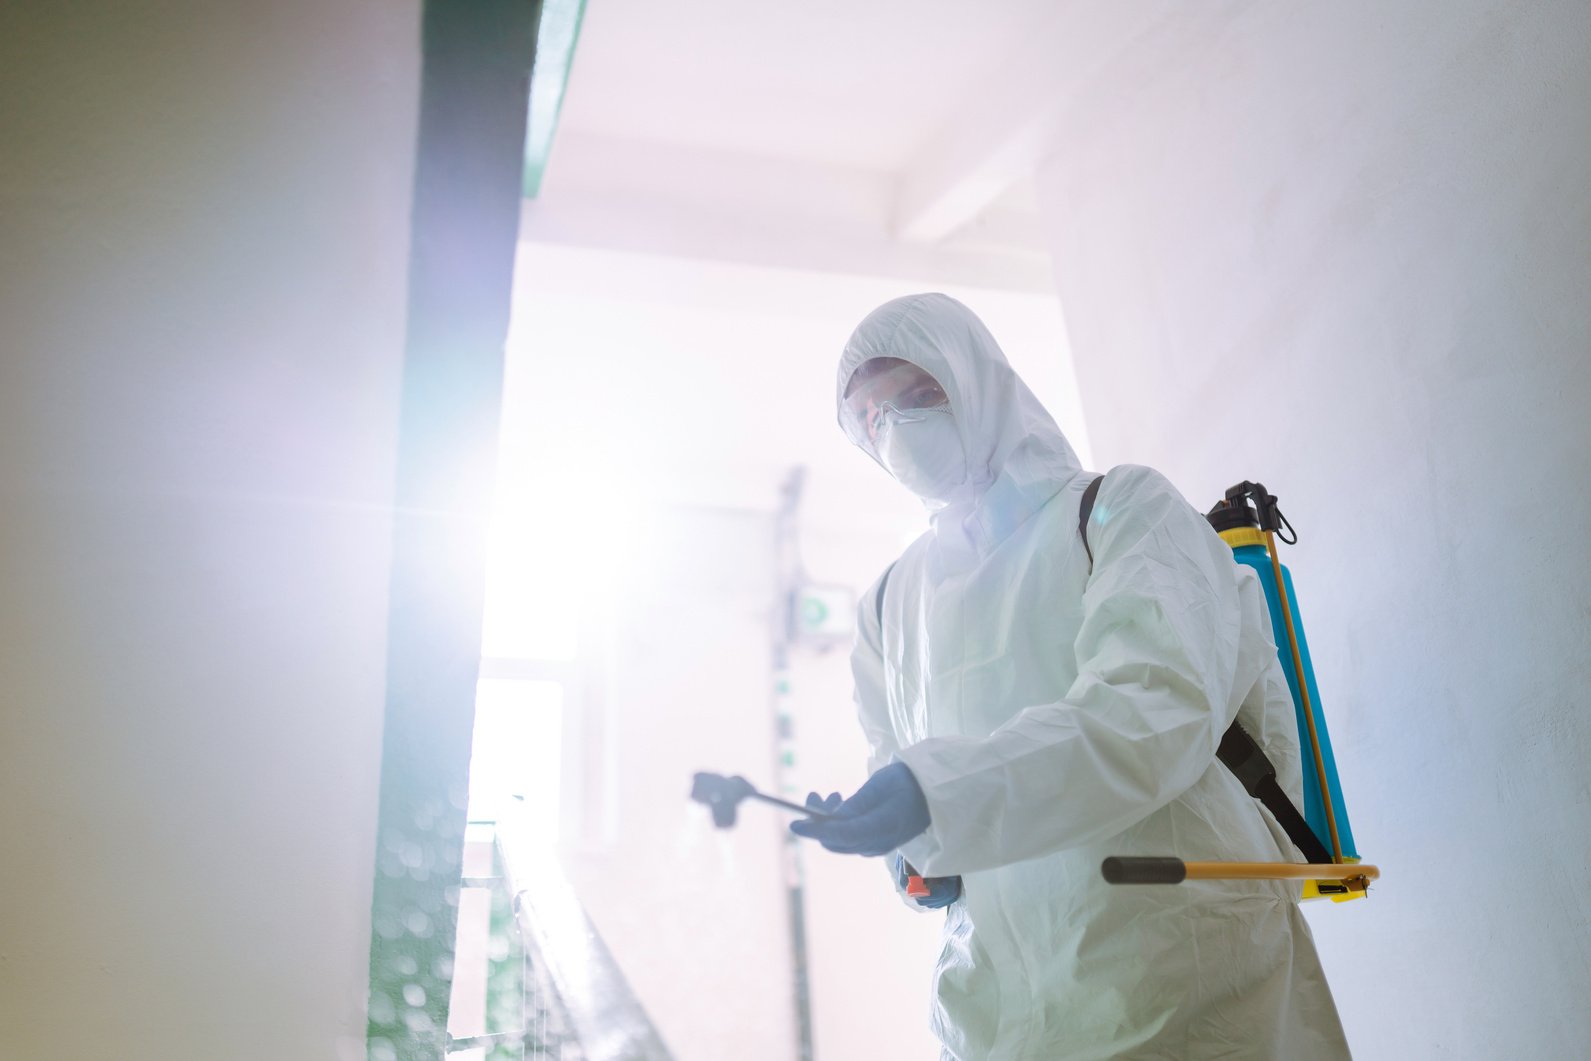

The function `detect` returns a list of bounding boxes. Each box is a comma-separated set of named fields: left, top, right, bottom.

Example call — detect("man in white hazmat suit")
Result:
left=790, top=294, right=1348, bottom=1059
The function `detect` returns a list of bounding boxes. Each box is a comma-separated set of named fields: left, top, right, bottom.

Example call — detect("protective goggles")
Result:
left=840, top=358, right=950, bottom=445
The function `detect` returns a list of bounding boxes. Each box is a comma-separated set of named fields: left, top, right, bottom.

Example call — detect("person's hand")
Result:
left=805, top=791, right=843, bottom=816
left=789, top=762, right=930, bottom=856
left=897, top=856, right=961, bottom=909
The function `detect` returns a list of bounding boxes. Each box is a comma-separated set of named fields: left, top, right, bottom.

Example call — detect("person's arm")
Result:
left=895, top=466, right=1264, bottom=876
left=851, top=571, right=898, bottom=779
left=848, top=569, right=956, bottom=910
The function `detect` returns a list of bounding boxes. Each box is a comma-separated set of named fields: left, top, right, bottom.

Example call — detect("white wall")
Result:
left=0, top=4, right=419, bottom=1057
left=1033, top=4, right=1591, bottom=1057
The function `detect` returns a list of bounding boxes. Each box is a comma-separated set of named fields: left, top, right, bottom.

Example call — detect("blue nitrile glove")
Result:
left=789, top=762, right=930, bottom=856
left=897, top=856, right=960, bottom=909
left=805, top=791, right=844, bottom=815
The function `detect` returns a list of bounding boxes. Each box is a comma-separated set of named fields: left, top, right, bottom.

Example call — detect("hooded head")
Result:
left=837, top=293, right=1082, bottom=541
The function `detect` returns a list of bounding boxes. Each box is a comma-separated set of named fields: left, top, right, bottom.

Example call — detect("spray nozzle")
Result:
left=690, top=771, right=834, bottom=830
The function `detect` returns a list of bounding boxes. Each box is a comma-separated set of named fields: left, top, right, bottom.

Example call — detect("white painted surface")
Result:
left=0, top=4, right=419, bottom=1057
left=558, top=0, right=1058, bottom=172
left=505, top=242, right=1089, bottom=514
left=1032, top=4, right=1591, bottom=1057
left=525, top=132, right=1056, bottom=293
left=532, top=1, right=1071, bottom=284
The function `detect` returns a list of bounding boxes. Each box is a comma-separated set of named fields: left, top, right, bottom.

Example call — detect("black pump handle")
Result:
left=1101, top=857, right=1187, bottom=885
left=1224, top=481, right=1297, bottom=544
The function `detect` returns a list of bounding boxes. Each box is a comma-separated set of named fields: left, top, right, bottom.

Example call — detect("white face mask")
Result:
left=877, top=406, right=967, bottom=502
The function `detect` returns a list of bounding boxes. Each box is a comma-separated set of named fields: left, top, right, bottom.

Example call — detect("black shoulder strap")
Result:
left=873, top=561, right=897, bottom=631
left=1075, top=471, right=1329, bottom=863
left=1078, top=475, right=1104, bottom=568
left=1217, top=724, right=1335, bottom=864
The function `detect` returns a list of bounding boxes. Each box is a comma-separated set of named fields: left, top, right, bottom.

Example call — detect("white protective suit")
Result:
left=838, top=294, right=1348, bottom=1060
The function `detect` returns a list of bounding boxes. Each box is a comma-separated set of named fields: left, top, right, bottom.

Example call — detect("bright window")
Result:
left=465, top=677, right=564, bottom=837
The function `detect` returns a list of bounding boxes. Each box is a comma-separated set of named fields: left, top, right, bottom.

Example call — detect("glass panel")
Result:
left=446, top=887, right=493, bottom=1040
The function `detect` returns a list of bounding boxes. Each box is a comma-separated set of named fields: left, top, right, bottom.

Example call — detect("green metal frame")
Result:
left=522, top=0, right=587, bottom=198
left=365, top=2, right=538, bottom=1058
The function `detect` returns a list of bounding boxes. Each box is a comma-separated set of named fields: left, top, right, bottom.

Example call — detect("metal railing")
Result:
left=446, top=822, right=670, bottom=1061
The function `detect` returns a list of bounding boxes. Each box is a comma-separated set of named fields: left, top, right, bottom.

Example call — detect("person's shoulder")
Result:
left=1100, top=463, right=1175, bottom=495
left=856, top=534, right=929, bottom=624
left=1095, top=465, right=1200, bottom=526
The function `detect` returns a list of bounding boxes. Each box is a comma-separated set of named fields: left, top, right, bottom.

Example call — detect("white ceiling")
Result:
left=504, top=6, right=1109, bottom=525
left=529, top=1, right=1083, bottom=290
left=559, top=0, right=1063, bottom=172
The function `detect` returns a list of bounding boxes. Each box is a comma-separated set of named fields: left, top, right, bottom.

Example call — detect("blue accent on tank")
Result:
left=1231, top=544, right=1358, bottom=860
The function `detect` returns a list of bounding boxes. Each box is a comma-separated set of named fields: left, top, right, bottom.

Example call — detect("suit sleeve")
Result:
left=852, top=569, right=937, bottom=909
left=895, top=466, right=1253, bottom=876
left=851, top=572, right=899, bottom=778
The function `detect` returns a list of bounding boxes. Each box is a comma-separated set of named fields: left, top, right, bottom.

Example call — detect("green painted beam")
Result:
left=365, top=2, right=538, bottom=1058
left=522, top=0, right=587, bottom=198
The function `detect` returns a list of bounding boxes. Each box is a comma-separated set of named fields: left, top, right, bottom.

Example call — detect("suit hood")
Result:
left=837, top=293, right=1085, bottom=549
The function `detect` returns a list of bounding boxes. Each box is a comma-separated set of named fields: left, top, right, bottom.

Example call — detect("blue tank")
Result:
left=1229, top=542, right=1358, bottom=861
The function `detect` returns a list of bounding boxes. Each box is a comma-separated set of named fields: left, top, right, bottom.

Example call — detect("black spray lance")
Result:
left=688, top=772, right=936, bottom=899
left=689, top=771, right=833, bottom=828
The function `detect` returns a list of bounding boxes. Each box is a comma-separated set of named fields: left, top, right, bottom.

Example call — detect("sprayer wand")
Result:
left=690, top=771, right=835, bottom=829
